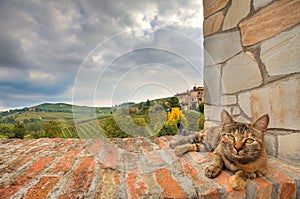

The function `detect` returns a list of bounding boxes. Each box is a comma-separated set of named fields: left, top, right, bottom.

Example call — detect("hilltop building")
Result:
left=175, top=86, right=204, bottom=111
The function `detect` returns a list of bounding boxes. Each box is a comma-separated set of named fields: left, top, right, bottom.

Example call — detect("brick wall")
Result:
left=203, top=0, right=300, bottom=164
left=1, top=138, right=300, bottom=198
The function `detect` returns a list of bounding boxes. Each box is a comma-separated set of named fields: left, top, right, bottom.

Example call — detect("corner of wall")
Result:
left=202, top=0, right=300, bottom=163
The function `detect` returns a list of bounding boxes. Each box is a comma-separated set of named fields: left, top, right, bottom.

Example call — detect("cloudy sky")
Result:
left=0, top=0, right=203, bottom=110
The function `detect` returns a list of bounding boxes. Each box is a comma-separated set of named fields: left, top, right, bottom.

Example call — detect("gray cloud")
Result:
left=0, top=0, right=203, bottom=110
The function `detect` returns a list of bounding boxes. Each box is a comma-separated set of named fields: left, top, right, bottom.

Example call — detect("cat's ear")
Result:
left=251, top=114, right=269, bottom=134
left=221, top=110, right=233, bottom=126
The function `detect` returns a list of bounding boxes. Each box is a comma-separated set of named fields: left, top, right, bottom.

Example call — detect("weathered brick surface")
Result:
left=214, top=171, right=246, bottom=198
left=23, top=176, right=59, bottom=199
left=265, top=166, right=297, bottom=198
left=49, top=147, right=82, bottom=174
left=95, top=169, right=120, bottom=199
left=102, top=142, right=119, bottom=169
left=126, top=173, right=148, bottom=199
left=155, top=168, right=187, bottom=198
left=0, top=138, right=299, bottom=198
left=57, top=156, right=96, bottom=198
left=0, top=156, right=55, bottom=198
left=252, top=178, right=272, bottom=199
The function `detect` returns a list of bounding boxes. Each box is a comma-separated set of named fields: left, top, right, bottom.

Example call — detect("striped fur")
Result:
left=170, top=110, right=269, bottom=190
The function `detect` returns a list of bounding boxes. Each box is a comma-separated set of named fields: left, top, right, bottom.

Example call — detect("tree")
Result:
left=199, top=102, right=204, bottom=113
left=156, top=107, right=182, bottom=137
left=0, top=124, right=14, bottom=138
left=99, top=115, right=131, bottom=138
left=13, top=122, right=25, bottom=139
left=146, top=99, right=151, bottom=106
left=169, top=97, right=180, bottom=107
left=43, top=121, right=63, bottom=138
left=138, top=102, right=143, bottom=110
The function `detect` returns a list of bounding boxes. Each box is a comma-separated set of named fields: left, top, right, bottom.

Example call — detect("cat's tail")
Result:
left=169, top=126, right=200, bottom=149
left=178, top=125, right=197, bottom=136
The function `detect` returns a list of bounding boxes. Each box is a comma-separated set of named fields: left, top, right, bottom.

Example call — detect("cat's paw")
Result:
left=174, top=146, right=188, bottom=156
left=205, top=165, right=221, bottom=178
left=229, top=175, right=247, bottom=190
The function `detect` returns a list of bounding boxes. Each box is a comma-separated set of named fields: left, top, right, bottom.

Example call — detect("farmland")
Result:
left=0, top=98, right=204, bottom=139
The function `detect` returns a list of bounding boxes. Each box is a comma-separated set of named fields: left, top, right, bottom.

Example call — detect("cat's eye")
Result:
left=245, top=138, right=254, bottom=144
left=227, top=134, right=235, bottom=140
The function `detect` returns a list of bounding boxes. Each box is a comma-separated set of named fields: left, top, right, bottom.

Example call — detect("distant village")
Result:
left=175, top=86, right=204, bottom=111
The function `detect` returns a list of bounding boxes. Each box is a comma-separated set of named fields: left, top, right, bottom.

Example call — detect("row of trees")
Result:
left=99, top=103, right=204, bottom=138
left=0, top=99, right=204, bottom=139
left=0, top=121, right=77, bottom=139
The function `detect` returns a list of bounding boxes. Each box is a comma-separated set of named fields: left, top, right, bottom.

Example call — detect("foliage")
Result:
left=165, top=107, right=181, bottom=126
left=199, top=102, right=204, bottom=113
left=0, top=122, right=25, bottom=139
left=157, top=124, right=178, bottom=137
left=42, top=121, right=63, bottom=138
left=99, top=115, right=131, bottom=138
left=168, top=97, right=180, bottom=108
left=13, top=122, right=26, bottom=139
left=0, top=99, right=204, bottom=139
left=146, top=99, right=151, bottom=106
left=156, top=107, right=181, bottom=137
left=0, top=123, right=14, bottom=138
left=182, top=110, right=204, bottom=131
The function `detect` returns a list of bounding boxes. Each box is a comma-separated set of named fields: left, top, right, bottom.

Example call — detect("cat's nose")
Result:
left=235, top=146, right=242, bottom=152
left=234, top=142, right=243, bottom=152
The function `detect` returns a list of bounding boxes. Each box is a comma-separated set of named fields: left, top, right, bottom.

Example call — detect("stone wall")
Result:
left=203, top=0, right=300, bottom=164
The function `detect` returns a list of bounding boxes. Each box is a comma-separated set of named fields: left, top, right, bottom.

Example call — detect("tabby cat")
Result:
left=170, top=110, right=269, bottom=190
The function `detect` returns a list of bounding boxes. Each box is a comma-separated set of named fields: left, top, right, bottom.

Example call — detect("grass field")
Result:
left=9, top=111, right=103, bottom=122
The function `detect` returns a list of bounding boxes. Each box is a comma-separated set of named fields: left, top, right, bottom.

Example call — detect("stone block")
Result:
left=278, top=133, right=300, bottom=163
left=222, top=0, right=251, bottom=30
left=239, top=0, right=300, bottom=46
left=232, top=106, right=240, bottom=116
left=204, top=104, right=231, bottom=122
left=204, top=120, right=220, bottom=129
left=253, top=0, right=273, bottom=10
left=204, top=65, right=222, bottom=105
left=261, top=25, right=300, bottom=76
left=233, top=115, right=251, bottom=123
left=219, top=95, right=237, bottom=106
left=204, top=31, right=243, bottom=66
left=239, top=77, right=300, bottom=130
left=222, top=52, right=262, bottom=94
left=238, top=92, right=251, bottom=117
left=203, top=12, right=224, bottom=37
left=203, top=0, right=229, bottom=18
left=264, top=134, right=277, bottom=157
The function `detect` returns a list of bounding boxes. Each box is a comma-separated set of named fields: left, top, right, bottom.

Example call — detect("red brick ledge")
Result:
left=0, top=138, right=299, bottom=198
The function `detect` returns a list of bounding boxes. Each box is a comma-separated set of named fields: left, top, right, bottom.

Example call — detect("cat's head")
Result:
left=220, top=110, right=269, bottom=162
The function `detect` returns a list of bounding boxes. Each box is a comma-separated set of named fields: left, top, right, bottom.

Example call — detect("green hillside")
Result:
left=0, top=97, right=204, bottom=139
left=0, top=103, right=112, bottom=122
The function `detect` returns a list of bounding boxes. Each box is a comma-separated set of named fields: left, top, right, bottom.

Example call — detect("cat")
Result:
left=169, top=110, right=269, bottom=190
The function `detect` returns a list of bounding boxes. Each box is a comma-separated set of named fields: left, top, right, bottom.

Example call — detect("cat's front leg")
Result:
left=205, top=153, right=223, bottom=178
left=229, top=170, right=258, bottom=190
left=174, top=143, right=201, bottom=156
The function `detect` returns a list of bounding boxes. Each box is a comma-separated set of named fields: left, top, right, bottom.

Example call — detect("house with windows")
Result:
left=175, top=86, right=204, bottom=111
